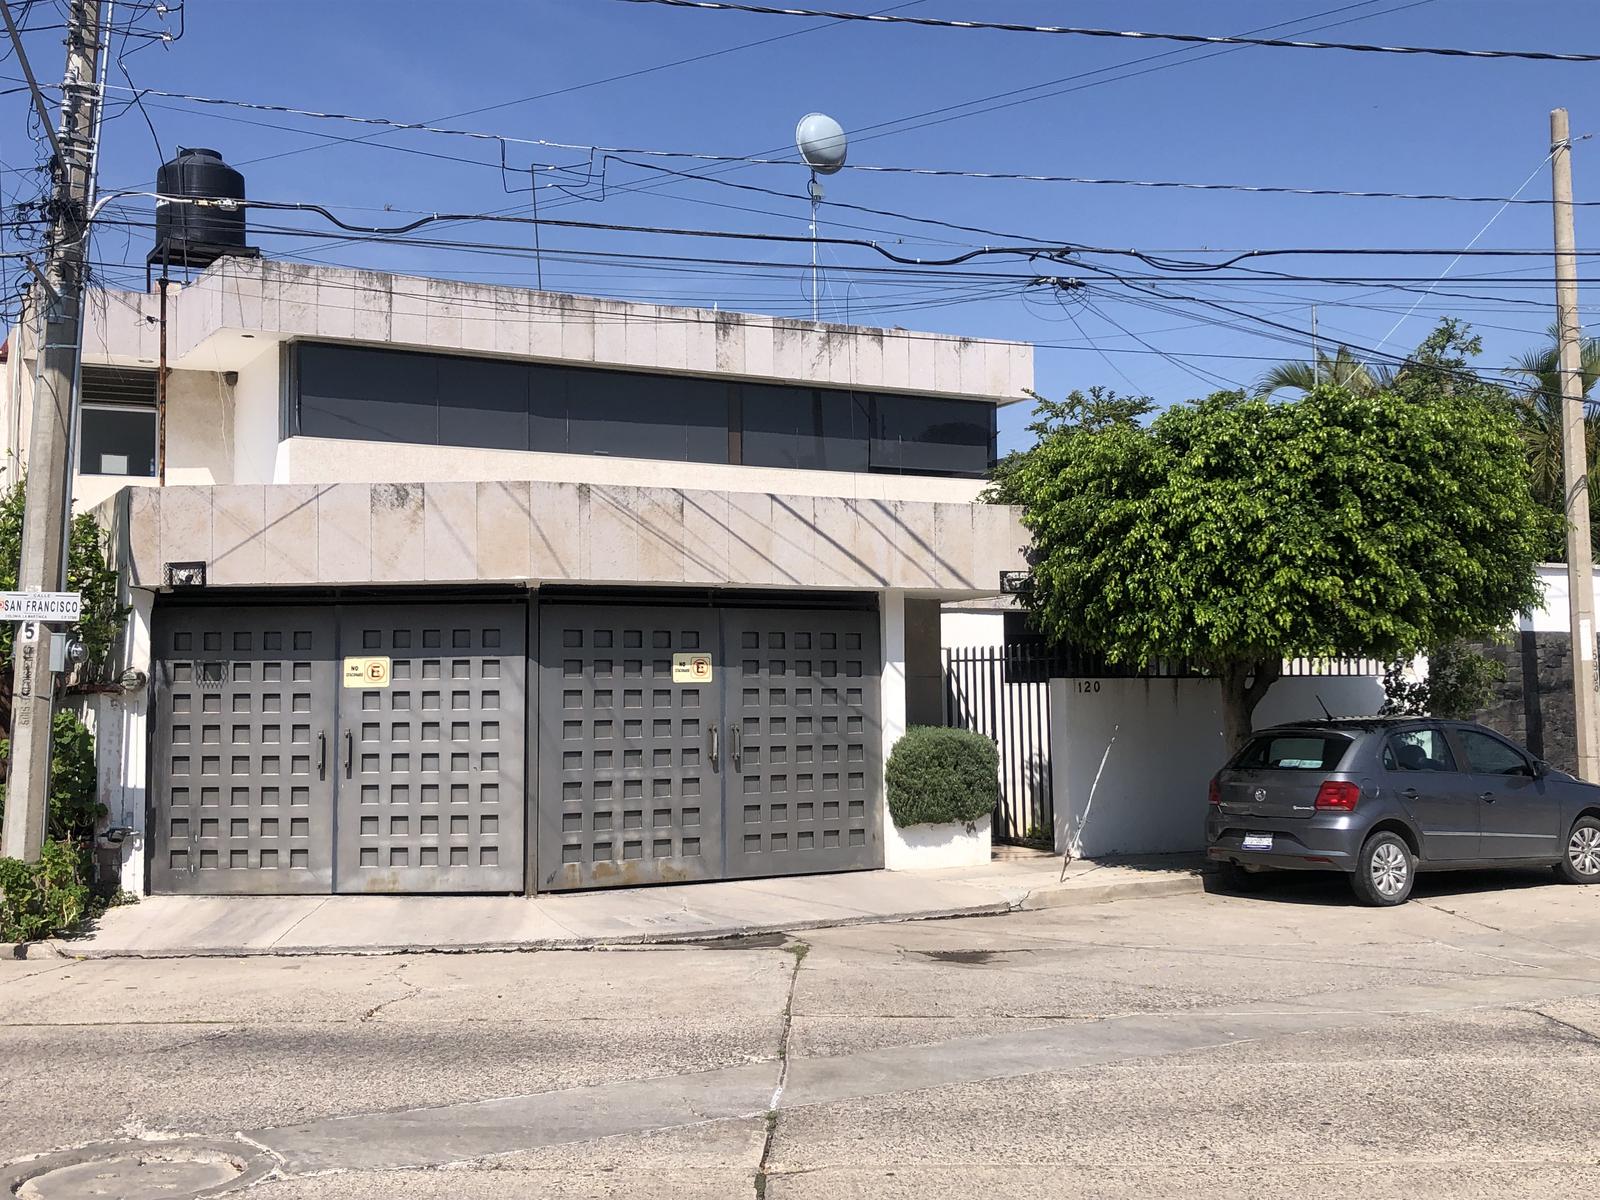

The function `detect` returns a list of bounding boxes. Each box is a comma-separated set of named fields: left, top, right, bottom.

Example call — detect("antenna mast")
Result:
left=795, top=112, right=848, bottom=323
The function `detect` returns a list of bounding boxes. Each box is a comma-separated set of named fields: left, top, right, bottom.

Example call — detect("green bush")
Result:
left=0, top=711, right=106, bottom=942
left=885, top=726, right=1000, bottom=828
left=0, top=710, right=105, bottom=843
left=0, top=839, right=89, bottom=942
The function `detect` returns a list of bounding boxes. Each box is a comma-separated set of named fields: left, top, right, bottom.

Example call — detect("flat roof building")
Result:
left=2, top=257, right=1032, bottom=897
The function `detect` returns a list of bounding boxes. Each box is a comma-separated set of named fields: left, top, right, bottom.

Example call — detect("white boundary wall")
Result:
left=1049, top=673, right=1388, bottom=858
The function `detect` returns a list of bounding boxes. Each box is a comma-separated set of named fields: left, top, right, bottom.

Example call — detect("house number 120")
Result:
left=1075, top=680, right=1102, bottom=694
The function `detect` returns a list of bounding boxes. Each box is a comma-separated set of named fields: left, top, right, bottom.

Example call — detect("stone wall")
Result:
left=1466, top=632, right=1590, bottom=773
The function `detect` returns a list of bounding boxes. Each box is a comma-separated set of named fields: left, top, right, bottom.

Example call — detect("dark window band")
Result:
left=291, top=342, right=996, bottom=479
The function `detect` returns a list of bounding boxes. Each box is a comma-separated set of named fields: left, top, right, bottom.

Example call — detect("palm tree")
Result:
left=1507, top=324, right=1600, bottom=510
left=1256, top=346, right=1396, bottom=397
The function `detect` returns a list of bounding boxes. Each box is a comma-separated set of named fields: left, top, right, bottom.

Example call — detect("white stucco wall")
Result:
left=1050, top=673, right=1389, bottom=859
left=940, top=609, right=1006, bottom=649
left=231, top=343, right=281, bottom=485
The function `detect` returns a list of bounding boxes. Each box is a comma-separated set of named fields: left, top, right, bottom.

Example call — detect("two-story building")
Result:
left=3, top=257, right=1031, bottom=897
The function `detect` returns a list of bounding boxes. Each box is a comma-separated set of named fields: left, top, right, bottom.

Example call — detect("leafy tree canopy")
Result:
left=989, top=323, right=1554, bottom=748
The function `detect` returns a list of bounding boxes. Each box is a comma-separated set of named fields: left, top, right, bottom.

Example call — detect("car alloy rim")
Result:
left=1370, top=842, right=1408, bottom=897
left=1569, top=826, right=1600, bottom=876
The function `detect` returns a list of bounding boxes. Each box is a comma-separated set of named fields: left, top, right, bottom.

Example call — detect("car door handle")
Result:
left=1480, top=791, right=1496, bottom=803
left=1400, top=787, right=1420, bottom=799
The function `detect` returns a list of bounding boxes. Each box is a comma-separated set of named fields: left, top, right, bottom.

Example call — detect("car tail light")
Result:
left=1208, top=775, right=1221, bottom=806
left=1314, top=781, right=1360, bottom=811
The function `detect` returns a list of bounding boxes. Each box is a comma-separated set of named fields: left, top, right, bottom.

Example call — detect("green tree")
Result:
left=0, top=475, right=127, bottom=736
left=1380, top=639, right=1509, bottom=721
left=991, top=326, right=1552, bottom=750
left=1506, top=323, right=1600, bottom=560
left=1256, top=345, right=1396, bottom=398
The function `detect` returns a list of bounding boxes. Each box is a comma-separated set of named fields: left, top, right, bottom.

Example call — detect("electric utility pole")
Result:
left=0, top=0, right=106, bottom=861
left=1551, top=107, right=1600, bottom=783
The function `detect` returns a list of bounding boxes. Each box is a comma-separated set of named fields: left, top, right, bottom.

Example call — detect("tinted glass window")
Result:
left=291, top=342, right=996, bottom=478
left=566, top=369, right=728, bottom=464
left=437, top=355, right=528, bottom=450
left=1458, top=729, right=1531, bottom=776
left=871, top=393, right=993, bottom=475
left=1235, top=733, right=1352, bottom=771
left=529, top=367, right=568, bottom=453
left=1383, top=729, right=1456, bottom=772
left=299, top=344, right=436, bottom=444
left=741, top=385, right=870, bottom=471
left=79, top=407, right=156, bottom=476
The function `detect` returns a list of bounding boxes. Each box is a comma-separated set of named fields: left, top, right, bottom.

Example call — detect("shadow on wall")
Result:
left=1051, top=674, right=1387, bottom=858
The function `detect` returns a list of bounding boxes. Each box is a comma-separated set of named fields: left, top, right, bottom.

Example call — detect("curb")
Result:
left=32, top=900, right=1019, bottom=959
left=1019, top=873, right=1205, bottom=910
left=22, top=872, right=1205, bottom=959
left=1, top=939, right=73, bottom=960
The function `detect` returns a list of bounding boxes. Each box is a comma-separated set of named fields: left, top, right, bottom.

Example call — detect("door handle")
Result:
left=730, top=724, right=743, bottom=774
left=343, top=729, right=353, bottom=779
left=1479, top=791, right=1496, bottom=803
left=1400, top=787, right=1420, bottom=798
left=318, top=731, right=327, bottom=780
left=707, top=724, right=720, bottom=772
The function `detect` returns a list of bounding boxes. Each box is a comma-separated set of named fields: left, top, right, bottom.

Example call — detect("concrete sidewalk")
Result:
left=14, top=849, right=1203, bottom=959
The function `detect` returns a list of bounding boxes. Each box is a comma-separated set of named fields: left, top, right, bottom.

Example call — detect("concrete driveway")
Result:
left=4, top=868, right=1600, bottom=1198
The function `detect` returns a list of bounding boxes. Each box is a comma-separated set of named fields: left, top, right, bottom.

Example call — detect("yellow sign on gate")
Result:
left=671, top=652, right=713, bottom=683
left=342, top=656, right=392, bottom=689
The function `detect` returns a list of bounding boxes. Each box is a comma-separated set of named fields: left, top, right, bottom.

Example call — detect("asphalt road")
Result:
left=5, top=868, right=1600, bottom=1198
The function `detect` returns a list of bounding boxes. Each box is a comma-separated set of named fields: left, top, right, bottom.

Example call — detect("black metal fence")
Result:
left=943, top=645, right=1055, bottom=846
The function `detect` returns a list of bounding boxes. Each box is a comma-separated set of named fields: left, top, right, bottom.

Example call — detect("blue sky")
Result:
left=6, top=0, right=1599, bottom=452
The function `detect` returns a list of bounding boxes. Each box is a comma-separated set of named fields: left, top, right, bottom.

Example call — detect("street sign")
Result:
left=0, top=591, right=81, bottom=622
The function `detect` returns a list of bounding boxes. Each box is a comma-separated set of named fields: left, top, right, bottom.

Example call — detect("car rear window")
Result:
left=1234, top=733, right=1353, bottom=771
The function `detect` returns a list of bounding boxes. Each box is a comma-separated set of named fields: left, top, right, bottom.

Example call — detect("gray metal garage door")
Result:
left=152, top=601, right=526, bottom=896
left=536, top=605, right=725, bottom=890
left=151, top=607, right=338, bottom=895
left=335, top=604, right=526, bottom=894
left=722, top=608, right=881, bottom=879
left=536, top=603, right=882, bottom=892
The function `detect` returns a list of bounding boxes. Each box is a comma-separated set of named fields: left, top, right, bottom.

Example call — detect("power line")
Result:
left=607, top=0, right=1600, bottom=62
left=86, top=80, right=1600, bottom=208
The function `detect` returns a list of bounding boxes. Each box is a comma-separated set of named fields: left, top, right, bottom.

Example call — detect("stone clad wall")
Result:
left=102, top=482, right=1028, bottom=594
left=1466, top=632, right=1583, bottom=773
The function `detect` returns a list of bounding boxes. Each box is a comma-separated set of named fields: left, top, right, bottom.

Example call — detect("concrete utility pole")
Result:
left=0, top=0, right=106, bottom=861
left=1551, top=107, right=1600, bottom=783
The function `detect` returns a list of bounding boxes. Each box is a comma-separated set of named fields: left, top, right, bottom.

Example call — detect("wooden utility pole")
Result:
left=0, top=0, right=106, bottom=861
left=1551, top=107, right=1600, bottom=783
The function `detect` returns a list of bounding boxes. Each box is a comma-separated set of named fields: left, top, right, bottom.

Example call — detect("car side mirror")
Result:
left=1533, top=760, right=1551, bottom=779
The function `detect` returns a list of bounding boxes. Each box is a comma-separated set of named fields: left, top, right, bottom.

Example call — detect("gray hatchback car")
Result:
left=1205, top=718, right=1600, bottom=905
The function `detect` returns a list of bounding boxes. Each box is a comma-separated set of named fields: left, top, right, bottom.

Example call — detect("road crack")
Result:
left=754, top=938, right=807, bottom=1200
left=360, top=962, right=421, bottom=1022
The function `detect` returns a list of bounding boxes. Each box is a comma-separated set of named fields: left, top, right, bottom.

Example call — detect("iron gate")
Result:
left=151, top=601, right=526, bottom=895
left=943, top=644, right=1054, bottom=845
left=535, top=603, right=882, bottom=891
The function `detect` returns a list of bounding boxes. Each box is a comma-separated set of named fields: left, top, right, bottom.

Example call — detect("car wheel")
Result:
left=1217, top=861, right=1267, bottom=893
left=1351, top=831, right=1415, bottom=907
left=1556, top=816, right=1600, bottom=884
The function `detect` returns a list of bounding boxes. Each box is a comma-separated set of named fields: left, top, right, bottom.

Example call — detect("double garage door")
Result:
left=150, top=598, right=881, bottom=895
left=151, top=603, right=526, bottom=895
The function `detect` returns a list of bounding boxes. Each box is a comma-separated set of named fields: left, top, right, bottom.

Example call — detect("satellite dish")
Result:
left=795, top=112, right=848, bottom=175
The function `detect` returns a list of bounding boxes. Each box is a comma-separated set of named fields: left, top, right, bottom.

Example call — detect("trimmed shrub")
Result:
left=886, top=725, right=999, bottom=829
left=0, top=839, right=89, bottom=943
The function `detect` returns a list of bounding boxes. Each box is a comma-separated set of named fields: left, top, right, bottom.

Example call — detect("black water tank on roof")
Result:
left=154, top=147, right=247, bottom=264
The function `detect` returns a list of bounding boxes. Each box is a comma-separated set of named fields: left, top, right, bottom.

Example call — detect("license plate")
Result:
left=1242, top=834, right=1273, bottom=851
